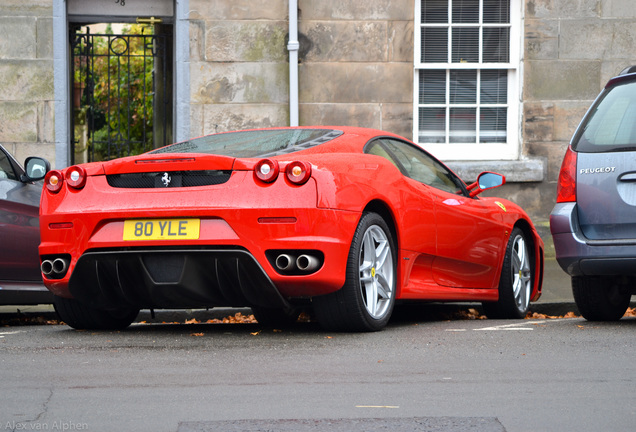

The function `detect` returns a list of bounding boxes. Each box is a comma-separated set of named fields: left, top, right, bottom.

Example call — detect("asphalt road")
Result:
left=1, top=306, right=635, bottom=432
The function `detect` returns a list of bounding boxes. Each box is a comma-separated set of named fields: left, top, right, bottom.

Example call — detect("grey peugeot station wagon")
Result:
left=551, top=66, right=636, bottom=321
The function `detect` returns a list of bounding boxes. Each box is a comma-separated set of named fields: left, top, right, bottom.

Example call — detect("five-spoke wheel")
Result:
left=314, top=212, right=396, bottom=331
left=483, top=227, right=533, bottom=319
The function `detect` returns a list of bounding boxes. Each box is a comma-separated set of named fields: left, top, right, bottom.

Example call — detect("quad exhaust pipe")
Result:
left=274, top=253, right=323, bottom=273
left=275, top=254, right=296, bottom=271
left=296, top=254, right=320, bottom=272
left=41, top=257, right=70, bottom=278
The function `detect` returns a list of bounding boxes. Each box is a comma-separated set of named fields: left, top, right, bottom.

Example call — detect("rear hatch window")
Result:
left=573, top=78, right=636, bottom=153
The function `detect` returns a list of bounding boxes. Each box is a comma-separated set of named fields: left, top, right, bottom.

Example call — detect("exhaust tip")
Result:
left=297, top=254, right=321, bottom=272
left=41, top=260, right=54, bottom=276
left=52, top=258, right=69, bottom=275
left=275, top=254, right=296, bottom=271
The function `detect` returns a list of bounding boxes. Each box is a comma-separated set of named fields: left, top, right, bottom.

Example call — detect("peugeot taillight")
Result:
left=556, top=146, right=577, bottom=203
left=44, top=170, right=64, bottom=193
left=254, top=159, right=280, bottom=183
left=65, top=165, right=87, bottom=189
left=286, top=161, right=312, bottom=185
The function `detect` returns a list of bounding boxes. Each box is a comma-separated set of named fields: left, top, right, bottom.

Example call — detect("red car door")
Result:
left=429, top=188, right=505, bottom=288
left=367, top=138, right=505, bottom=291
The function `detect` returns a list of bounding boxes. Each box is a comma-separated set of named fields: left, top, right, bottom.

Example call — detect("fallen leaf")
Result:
left=525, top=311, right=579, bottom=319
left=191, top=332, right=204, bottom=337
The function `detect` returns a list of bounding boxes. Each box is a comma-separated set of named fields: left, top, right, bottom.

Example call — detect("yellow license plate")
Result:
left=123, top=219, right=200, bottom=241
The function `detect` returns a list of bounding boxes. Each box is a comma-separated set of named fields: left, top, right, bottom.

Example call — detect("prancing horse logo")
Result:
left=161, top=172, right=171, bottom=187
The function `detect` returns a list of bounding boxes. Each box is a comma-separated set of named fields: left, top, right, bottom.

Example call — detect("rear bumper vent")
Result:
left=107, top=170, right=231, bottom=188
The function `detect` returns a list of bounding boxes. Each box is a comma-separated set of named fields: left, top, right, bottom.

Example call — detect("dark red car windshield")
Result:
left=151, top=129, right=343, bottom=157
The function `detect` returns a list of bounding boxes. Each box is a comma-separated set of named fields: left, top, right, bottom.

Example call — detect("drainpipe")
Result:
left=288, top=0, right=299, bottom=126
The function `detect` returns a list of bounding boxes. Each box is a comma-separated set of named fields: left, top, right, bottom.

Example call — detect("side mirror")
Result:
left=467, top=172, right=505, bottom=197
left=22, top=157, right=50, bottom=182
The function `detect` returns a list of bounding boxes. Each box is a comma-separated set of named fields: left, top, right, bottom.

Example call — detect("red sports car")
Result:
left=36, top=127, right=543, bottom=331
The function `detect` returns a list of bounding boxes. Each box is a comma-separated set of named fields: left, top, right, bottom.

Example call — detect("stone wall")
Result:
left=297, top=1, right=414, bottom=139
left=523, top=0, right=636, bottom=223
left=0, top=0, right=55, bottom=165
left=188, top=0, right=290, bottom=137
left=188, top=0, right=414, bottom=140
left=3, top=0, right=636, bottom=227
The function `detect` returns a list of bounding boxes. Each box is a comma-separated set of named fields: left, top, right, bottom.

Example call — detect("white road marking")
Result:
left=0, top=330, right=24, bottom=338
left=445, top=320, right=548, bottom=332
left=475, top=320, right=546, bottom=331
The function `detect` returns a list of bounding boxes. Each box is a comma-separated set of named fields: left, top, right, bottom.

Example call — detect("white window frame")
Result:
left=413, top=0, right=522, bottom=161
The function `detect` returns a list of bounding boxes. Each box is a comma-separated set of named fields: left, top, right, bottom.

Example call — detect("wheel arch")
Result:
left=513, top=218, right=544, bottom=301
left=362, top=200, right=399, bottom=250
left=362, top=199, right=401, bottom=296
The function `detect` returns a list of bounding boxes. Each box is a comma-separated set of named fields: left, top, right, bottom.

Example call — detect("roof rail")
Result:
left=619, top=65, right=636, bottom=75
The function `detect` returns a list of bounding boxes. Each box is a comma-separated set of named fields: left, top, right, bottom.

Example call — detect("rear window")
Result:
left=151, top=129, right=343, bottom=158
left=572, top=79, right=636, bottom=153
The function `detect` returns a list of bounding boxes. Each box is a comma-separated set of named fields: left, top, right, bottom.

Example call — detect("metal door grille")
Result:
left=71, top=26, right=172, bottom=163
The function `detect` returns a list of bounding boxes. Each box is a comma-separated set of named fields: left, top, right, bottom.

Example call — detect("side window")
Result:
left=366, top=140, right=402, bottom=170
left=380, top=139, right=464, bottom=194
left=0, top=148, right=18, bottom=181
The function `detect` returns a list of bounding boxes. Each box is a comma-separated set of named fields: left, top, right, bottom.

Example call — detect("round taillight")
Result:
left=44, top=170, right=64, bottom=193
left=254, top=159, right=280, bottom=183
left=286, top=161, right=312, bottom=185
left=65, top=165, right=87, bottom=189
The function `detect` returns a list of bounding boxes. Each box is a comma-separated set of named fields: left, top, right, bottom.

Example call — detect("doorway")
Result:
left=70, top=22, right=173, bottom=163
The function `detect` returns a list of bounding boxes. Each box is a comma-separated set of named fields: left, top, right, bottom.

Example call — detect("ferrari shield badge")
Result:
left=495, top=201, right=507, bottom=212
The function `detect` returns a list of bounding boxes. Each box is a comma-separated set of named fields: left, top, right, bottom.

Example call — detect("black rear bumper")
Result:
left=68, top=248, right=290, bottom=310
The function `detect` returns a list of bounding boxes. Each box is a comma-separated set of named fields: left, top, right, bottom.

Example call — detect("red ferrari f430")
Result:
left=35, top=127, right=543, bottom=331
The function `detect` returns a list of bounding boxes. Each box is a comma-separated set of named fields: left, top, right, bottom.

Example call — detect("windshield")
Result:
left=151, top=129, right=343, bottom=157
left=573, top=80, right=636, bottom=152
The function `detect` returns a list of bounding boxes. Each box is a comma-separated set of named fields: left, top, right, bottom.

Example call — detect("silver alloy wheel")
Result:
left=511, top=234, right=531, bottom=312
left=358, top=225, right=394, bottom=319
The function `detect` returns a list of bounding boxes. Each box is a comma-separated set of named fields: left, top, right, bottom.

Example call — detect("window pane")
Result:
left=422, top=0, right=448, bottom=23
left=484, top=0, right=510, bottom=23
left=451, top=27, right=479, bottom=63
left=422, top=27, right=448, bottom=63
left=449, top=108, right=476, bottom=143
left=419, top=107, right=446, bottom=143
left=450, top=70, right=476, bottom=104
left=480, top=107, right=507, bottom=143
left=452, top=0, right=479, bottom=23
left=483, top=27, right=510, bottom=63
left=420, top=70, right=446, bottom=104
left=480, top=70, right=507, bottom=104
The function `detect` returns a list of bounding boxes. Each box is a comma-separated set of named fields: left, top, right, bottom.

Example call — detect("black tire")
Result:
left=483, top=227, right=533, bottom=319
left=572, top=276, right=631, bottom=321
left=53, top=296, right=139, bottom=330
left=251, top=306, right=300, bottom=328
left=313, top=212, right=396, bottom=332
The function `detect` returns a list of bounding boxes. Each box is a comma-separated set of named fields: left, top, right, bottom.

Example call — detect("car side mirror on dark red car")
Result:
left=22, top=156, right=50, bottom=182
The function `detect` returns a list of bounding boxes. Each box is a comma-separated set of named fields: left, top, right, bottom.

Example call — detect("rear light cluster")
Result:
left=556, top=146, right=577, bottom=203
left=253, top=159, right=312, bottom=185
left=45, top=166, right=87, bottom=193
